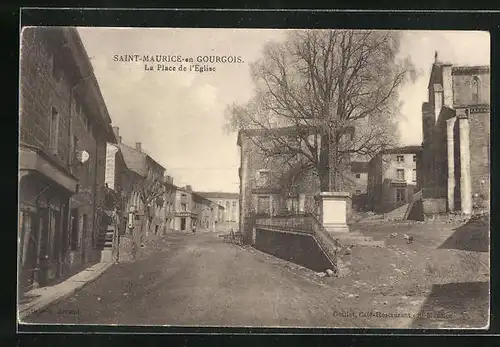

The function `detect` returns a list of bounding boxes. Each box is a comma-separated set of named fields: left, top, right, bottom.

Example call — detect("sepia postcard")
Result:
left=17, top=26, right=490, bottom=329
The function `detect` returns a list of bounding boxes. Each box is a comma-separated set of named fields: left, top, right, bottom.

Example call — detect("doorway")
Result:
left=180, top=217, right=186, bottom=231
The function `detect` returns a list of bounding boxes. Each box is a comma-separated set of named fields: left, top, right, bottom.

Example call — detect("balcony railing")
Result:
left=255, top=214, right=314, bottom=234
left=254, top=213, right=342, bottom=268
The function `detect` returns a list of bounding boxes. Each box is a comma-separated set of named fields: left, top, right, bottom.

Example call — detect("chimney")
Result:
left=135, top=142, right=142, bottom=152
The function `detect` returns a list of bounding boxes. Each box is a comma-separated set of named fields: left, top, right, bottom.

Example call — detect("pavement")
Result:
left=21, top=221, right=489, bottom=328
left=18, top=261, right=114, bottom=322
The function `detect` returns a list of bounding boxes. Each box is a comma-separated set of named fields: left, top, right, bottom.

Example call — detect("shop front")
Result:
left=18, top=147, right=77, bottom=293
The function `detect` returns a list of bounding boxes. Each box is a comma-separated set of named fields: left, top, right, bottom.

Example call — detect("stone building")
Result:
left=119, top=141, right=166, bottom=237
left=192, top=193, right=220, bottom=231
left=19, top=27, right=116, bottom=291
left=350, top=161, right=370, bottom=212
left=172, top=186, right=222, bottom=232
left=237, top=125, right=374, bottom=241
left=367, top=146, right=422, bottom=214
left=173, top=185, right=194, bottom=231
left=420, top=53, right=490, bottom=215
left=101, top=126, right=127, bottom=261
left=163, top=175, right=176, bottom=232
left=195, top=192, right=239, bottom=229
left=237, top=127, right=322, bottom=244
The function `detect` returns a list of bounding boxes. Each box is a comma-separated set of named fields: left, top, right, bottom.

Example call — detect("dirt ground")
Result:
left=25, top=216, right=489, bottom=329
left=330, top=216, right=490, bottom=328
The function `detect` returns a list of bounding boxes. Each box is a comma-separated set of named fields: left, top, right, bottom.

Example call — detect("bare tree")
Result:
left=130, top=173, right=165, bottom=256
left=226, top=29, right=417, bottom=192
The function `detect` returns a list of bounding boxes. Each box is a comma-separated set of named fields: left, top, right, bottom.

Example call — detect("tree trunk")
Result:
left=319, top=134, right=330, bottom=192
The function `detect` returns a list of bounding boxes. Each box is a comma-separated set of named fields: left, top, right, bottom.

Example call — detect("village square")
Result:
left=18, top=27, right=490, bottom=329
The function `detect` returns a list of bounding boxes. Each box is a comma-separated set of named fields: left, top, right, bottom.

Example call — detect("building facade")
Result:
left=163, top=175, right=176, bottom=232
left=171, top=186, right=222, bottom=232
left=350, top=161, right=369, bottom=212
left=173, top=185, right=195, bottom=231
left=192, top=193, right=219, bottom=231
left=195, top=192, right=239, bottom=228
left=237, top=127, right=322, bottom=244
left=367, top=146, right=422, bottom=214
left=19, top=27, right=115, bottom=292
left=119, top=141, right=166, bottom=238
left=420, top=53, right=490, bottom=215
left=100, top=127, right=127, bottom=261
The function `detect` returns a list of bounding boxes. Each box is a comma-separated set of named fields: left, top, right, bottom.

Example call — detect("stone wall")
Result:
left=20, top=28, right=71, bottom=165
left=21, top=27, right=114, bottom=276
left=452, top=69, right=490, bottom=106
left=469, top=111, right=490, bottom=207
left=422, top=198, right=447, bottom=215
left=19, top=27, right=107, bottom=280
left=255, top=228, right=333, bottom=272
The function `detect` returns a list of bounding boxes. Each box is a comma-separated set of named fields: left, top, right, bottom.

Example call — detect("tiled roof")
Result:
left=118, top=143, right=147, bottom=177
left=196, top=192, right=239, bottom=199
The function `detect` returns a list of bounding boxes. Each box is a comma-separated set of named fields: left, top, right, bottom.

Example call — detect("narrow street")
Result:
left=26, top=231, right=356, bottom=327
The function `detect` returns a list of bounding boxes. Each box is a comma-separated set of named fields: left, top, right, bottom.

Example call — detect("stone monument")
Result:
left=315, top=192, right=351, bottom=235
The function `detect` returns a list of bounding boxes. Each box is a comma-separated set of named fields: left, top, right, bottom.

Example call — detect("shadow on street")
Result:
left=411, top=281, right=489, bottom=328
left=438, top=215, right=489, bottom=253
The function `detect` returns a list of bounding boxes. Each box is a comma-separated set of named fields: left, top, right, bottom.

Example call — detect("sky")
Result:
left=78, top=28, right=490, bottom=193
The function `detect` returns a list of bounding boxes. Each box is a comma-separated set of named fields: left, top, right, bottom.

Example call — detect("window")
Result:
left=396, top=155, right=404, bottom=163
left=257, top=196, right=271, bottom=215
left=181, top=203, right=187, bottom=211
left=413, top=155, right=417, bottom=162
left=412, top=169, right=417, bottom=182
left=355, top=173, right=361, bottom=179
left=355, top=190, right=361, bottom=195
left=396, top=169, right=405, bottom=180
left=396, top=188, right=406, bottom=203
left=232, top=201, right=236, bottom=207
left=49, top=107, right=59, bottom=153
left=256, top=170, right=270, bottom=187
left=472, top=76, right=480, bottom=103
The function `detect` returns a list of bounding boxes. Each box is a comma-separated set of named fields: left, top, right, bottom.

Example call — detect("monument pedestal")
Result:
left=315, top=192, right=351, bottom=234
